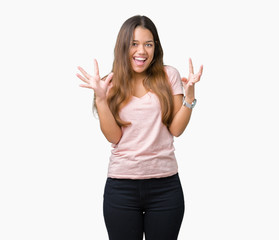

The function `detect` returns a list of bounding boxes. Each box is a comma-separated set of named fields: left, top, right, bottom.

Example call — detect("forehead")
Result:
left=133, top=26, right=154, bottom=41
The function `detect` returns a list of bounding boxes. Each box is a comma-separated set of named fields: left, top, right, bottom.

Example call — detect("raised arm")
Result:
left=76, top=59, right=122, bottom=144
left=169, top=58, right=203, bottom=137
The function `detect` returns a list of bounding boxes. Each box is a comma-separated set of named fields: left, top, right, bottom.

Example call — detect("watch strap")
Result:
left=183, top=97, right=197, bottom=109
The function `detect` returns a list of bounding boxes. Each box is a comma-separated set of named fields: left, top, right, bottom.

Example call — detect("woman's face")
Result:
left=129, top=26, right=155, bottom=76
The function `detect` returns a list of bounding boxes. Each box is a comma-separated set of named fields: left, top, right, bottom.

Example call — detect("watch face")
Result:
left=192, top=99, right=197, bottom=107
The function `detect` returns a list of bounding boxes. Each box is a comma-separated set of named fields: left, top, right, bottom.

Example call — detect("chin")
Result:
left=132, top=65, right=151, bottom=74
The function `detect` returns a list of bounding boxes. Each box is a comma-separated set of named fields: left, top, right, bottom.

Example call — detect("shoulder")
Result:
left=164, top=65, right=183, bottom=95
left=164, top=65, right=182, bottom=85
left=164, top=65, right=181, bottom=78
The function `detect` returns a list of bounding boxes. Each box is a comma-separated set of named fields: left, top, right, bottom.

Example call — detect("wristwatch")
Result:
left=183, top=97, right=197, bottom=109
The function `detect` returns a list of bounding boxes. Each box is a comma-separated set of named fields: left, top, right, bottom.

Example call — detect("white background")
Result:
left=0, top=0, right=278, bottom=239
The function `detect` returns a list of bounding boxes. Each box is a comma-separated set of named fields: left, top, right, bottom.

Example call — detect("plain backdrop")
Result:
left=0, top=0, right=278, bottom=239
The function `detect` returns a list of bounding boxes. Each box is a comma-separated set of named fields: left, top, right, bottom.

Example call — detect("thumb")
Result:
left=104, top=72, right=114, bottom=85
left=181, top=77, right=188, bottom=84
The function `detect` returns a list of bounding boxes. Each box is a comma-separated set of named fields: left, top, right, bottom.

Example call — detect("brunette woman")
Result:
left=76, top=15, right=203, bottom=240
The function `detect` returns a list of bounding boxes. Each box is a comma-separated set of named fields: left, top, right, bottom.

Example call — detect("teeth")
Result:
left=135, top=57, right=146, bottom=61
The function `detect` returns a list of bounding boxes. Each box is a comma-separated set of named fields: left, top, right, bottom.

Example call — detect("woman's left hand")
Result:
left=181, top=58, right=203, bottom=102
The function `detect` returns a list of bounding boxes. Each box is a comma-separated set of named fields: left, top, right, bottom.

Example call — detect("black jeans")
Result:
left=103, top=173, right=185, bottom=240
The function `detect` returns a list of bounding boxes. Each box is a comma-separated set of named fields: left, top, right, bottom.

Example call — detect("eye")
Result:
left=132, top=42, right=138, bottom=47
left=145, top=43, right=153, bottom=47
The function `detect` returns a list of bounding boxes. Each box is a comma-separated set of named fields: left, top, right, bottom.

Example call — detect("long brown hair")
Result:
left=95, top=15, right=174, bottom=127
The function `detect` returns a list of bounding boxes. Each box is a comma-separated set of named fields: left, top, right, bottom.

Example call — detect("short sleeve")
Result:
left=164, top=65, right=183, bottom=95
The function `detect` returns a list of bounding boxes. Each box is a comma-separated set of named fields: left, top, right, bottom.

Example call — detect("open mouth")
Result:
left=133, top=57, right=147, bottom=66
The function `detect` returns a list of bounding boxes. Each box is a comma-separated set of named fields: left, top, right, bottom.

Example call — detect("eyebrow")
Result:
left=132, top=40, right=154, bottom=43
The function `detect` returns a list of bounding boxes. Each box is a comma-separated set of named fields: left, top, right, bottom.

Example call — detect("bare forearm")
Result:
left=96, top=98, right=122, bottom=144
left=170, top=57, right=203, bottom=137
left=169, top=103, right=192, bottom=137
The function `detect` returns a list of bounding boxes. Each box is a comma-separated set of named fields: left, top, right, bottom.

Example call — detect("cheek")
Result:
left=150, top=48, right=155, bottom=56
left=129, top=50, right=133, bottom=58
left=149, top=50, right=155, bottom=62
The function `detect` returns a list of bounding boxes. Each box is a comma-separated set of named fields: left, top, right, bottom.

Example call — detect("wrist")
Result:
left=182, top=96, right=197, bottom=109
left=184, top=96, right=195, bottom=104
left=95, top=97, right=107, bottom=106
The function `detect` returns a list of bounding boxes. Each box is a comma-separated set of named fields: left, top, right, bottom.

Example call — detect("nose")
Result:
left=137, top=44, right=146, bottom=54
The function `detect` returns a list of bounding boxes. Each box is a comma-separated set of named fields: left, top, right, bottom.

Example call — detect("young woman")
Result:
left=76, top=15, right=203, bottom=240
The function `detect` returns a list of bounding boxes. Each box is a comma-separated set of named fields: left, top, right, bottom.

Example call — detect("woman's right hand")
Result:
left=76, top=59, right=113, bottom=101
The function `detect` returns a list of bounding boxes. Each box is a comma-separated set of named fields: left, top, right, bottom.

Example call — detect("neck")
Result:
left=132, top=72, right=147, bottom=82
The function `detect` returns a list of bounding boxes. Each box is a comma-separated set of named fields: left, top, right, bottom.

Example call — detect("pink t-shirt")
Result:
left=108, top=65, right=183, bottom=179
